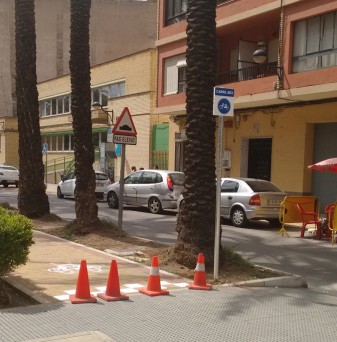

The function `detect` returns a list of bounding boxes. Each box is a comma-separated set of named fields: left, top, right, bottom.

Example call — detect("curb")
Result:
left=4, top=276, right=56, bottom=305
left=232, top=275, right=308, bottom=288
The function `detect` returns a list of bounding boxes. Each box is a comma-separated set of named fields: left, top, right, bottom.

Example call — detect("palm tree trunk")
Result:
left=69, top=0, right=100, bottom=233
left=175, top=0, right=223, bottom=269
left=15, top=0, right=50, bottom=218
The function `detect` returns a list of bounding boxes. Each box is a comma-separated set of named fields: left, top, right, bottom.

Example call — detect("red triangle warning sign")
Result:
left=112, top=107, right=137, bottom=136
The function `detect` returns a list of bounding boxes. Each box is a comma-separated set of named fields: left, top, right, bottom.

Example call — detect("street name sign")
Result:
left=213, top=87, right=234, bottom=117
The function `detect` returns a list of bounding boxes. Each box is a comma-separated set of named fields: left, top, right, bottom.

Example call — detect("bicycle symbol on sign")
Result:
left=219, top=102, right=229, bottom=110
left=48, top=263, right=105, bottom=274
left=217, top=98, right=231, bottom=114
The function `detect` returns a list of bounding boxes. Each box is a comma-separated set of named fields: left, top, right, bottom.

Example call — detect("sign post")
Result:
left=112, top=107, right=137, bottom=231
left=213, top=87, right=234, bottom=280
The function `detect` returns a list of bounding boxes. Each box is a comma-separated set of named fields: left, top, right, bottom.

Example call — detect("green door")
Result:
left=152, top=124, right=169, bottom=170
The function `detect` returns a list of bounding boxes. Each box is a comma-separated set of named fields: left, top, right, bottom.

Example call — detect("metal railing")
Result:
left=217, top=0, right=234, bottom=5
left=217, top=63, right=282, bottom=85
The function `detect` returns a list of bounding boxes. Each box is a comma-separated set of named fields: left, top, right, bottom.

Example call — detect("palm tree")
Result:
left=15, top=0, right=50, bottom=217
left=69, top=0, right=100, bottom=233
left=175, top=0, right=223, bottom=269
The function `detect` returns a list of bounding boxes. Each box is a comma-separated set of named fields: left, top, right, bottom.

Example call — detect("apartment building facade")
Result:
left=0, top=0, right=158, bottom=170
left=38, top=49, right=165, bottom=182
left=156, top=0, right=337, bottom=209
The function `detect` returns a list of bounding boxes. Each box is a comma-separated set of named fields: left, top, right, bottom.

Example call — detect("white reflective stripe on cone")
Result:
left=195, top=263, right=205, bottom=272
left=149, top=267, right=160, bottom=276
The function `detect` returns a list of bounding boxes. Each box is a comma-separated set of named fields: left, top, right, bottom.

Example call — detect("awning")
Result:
left=41, top=127, right=108, bottom=136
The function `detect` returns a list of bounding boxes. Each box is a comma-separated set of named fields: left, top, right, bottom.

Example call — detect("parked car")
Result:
left=104, top=169, right=185, bottom=214
left=0, top=164, right=19, bottom=188
left=177, top=177, right=287, bottom=227
left=57, top=171, right=111, bottom=199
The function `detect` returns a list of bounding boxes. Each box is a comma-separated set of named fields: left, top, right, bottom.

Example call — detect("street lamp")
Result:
left=92, top=102, right=114, bottom=125
left=252, top=41, right=267, bottom=64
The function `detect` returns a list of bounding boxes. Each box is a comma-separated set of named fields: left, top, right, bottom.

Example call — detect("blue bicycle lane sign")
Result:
left=213, top=87, right=234, bottom=116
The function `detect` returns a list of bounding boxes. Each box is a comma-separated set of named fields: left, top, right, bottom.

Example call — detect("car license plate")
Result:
left=268, top=199, right=281, bottom=206
left=97, top=182, right=104, bottom=187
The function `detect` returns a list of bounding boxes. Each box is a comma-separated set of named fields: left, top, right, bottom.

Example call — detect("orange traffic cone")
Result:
left=139, top=256, right=169, bottom=296
left=98, top=260, right=129, bottom=302
left=189, top=253, right=212, bottom=291
left=69, top=260, right=97, bottom=304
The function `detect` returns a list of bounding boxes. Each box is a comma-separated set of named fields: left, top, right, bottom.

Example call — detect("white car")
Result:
left=57, top=171, right=111, bottom=199
left=0, top=164, right=19, bottom=188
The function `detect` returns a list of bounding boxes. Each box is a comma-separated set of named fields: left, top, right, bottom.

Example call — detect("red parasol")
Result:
left=308, top=158, right=337, bottom=173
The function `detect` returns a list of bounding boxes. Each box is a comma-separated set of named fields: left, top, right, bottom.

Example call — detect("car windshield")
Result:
left=169, top=173, right=184, bottom=186
left=0, top=166, right=17, bottom=171
left=96, top=173, right=108, bottom=181
left=245, top=180, right=282, bottom=192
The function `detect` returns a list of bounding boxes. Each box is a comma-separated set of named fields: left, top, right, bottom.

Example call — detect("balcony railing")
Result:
left=217, top=0, right=235, bottom=5
left=217, top=63, right=282, bottom=85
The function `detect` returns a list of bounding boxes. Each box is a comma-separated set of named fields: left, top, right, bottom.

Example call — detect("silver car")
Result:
left=0, top=164, right=19, bottom=188
left=57, top=171, right=111, bottom=199
left=178, top=177, right=286, bottom=227
left=104, top=170, right=184, bottom=214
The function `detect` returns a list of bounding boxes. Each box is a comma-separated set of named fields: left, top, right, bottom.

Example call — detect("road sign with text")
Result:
left=213, top=87, right=234, bottom=117
left=113, top=134, right=137, bottom=145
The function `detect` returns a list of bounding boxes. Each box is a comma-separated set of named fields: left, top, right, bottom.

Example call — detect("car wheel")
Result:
left=178, top=199, right=185, bottom=211
left=3, top=182, right=8, bottom=188
left=15, top=181, right=19, bottom=188
left=57, top=186, right=64, bottom=199
left=269, top=219, right=282, bottom=228
left=230, top=207, right=248, bottom=228
left=148, top=197, right=162, bottom=214
left=107, top=192, right=118, bottom=209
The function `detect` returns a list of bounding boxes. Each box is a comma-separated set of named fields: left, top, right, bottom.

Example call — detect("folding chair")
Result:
left=296, top=203, right=321, bottom=238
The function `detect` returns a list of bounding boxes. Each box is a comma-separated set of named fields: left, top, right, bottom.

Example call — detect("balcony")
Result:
left=217, top=0, right=234, bottom=5
left=217, top=62, right=282, bottom=85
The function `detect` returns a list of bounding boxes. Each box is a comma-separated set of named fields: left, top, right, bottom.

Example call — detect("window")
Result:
left=110, top=81, right=125, bottom=98
left=40, top=94, right=71, bottom=117
left=39, top=81, right=125, bottom=117
left=64, top=134, right=70, bottom=151
left=165, top=0, right=187, bottom=26
left=293, top=11, right=337, bottom=73
left=221, top=180, right=239, bottom=193
left=178, top=66, right=186, bottom=93
left=164, top=55, right=186, bottom=95
left=42, top=131, right=108, bottom=153
left=140, top=171, right=157, bottom=184
left=91, top=81, right=126, bottom=107
left=125, top=172, right=141, bottom=184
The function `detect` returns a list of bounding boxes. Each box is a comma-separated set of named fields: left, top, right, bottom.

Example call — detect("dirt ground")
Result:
left=32, top=215, right=279, bottom=284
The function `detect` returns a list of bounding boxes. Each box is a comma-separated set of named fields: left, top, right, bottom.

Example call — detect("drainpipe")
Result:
left=276, top=0, right=284, bottom=90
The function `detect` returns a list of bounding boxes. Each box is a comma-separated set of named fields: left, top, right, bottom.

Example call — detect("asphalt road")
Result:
left=0, top=187, right=178, bottom=244
left=2, top=187, right=337, bottom=296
